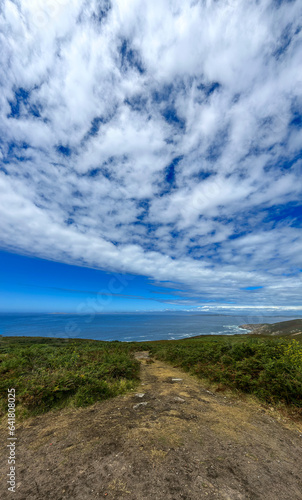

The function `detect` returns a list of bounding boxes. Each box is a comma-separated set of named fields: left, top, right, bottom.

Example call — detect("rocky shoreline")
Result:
left=239, top=319, right=302, bottom=337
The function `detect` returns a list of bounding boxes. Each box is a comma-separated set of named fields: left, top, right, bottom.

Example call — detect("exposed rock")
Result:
left=133, top=402, right=148, bottom=409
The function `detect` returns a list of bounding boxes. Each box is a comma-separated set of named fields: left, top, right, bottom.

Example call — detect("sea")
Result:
left=0, top=312, right=301, bottom=342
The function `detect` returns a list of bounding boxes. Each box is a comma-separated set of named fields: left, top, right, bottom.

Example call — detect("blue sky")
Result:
left=0, top=250, right=189, bottom=312
left=0, top=0, right=302, bottom=313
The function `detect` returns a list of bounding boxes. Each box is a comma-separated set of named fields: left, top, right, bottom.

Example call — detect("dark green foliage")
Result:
left=0, top=337, right=140, bottom=417
left=1, top=334, right=301, bottom=418
left=147, top=336, right=302, bottom=408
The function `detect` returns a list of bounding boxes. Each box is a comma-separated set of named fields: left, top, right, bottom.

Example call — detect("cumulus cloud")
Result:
left=0, top=0, right=302, bottom=308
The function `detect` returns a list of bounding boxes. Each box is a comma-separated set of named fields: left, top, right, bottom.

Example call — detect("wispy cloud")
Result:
left=0, top=0, right=302, bottom=308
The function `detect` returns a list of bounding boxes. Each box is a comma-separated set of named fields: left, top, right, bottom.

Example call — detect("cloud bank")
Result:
left=0, top=0, right=302, bottom=308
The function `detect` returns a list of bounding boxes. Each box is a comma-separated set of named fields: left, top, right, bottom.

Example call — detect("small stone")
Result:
left=135, top=393, right=145, bottom=398
left=172, top=378, right=183, bottom=382
left=133, top=402, right=148, bottom=409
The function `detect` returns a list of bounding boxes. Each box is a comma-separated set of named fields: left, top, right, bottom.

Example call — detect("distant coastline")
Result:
left=238, top=319, right=302, bottom=339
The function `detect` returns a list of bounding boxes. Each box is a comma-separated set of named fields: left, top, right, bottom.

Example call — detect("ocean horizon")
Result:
left=0, top=313, right=301, bottom=342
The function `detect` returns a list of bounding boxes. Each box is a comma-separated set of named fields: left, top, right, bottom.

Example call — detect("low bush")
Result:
left=147, top=336, right=302, bottom=408
left=0, top=337, right=140, bottom=418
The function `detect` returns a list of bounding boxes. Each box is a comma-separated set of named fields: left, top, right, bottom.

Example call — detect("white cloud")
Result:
left=0, top=0, right=302, bottom=307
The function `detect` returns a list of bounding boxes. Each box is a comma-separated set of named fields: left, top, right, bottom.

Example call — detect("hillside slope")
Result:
left=240, top=319, right=302, bottom=339
left=1, top=352, right=302, bottom=499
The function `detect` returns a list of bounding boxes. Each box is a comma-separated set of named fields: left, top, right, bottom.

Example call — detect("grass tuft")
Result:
left=0, top=337, right=140, bottom=418
left=147, top=336, right=302, bottom=409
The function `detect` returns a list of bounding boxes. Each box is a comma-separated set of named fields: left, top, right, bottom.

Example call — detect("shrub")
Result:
left=0, top=337, right=140, bottom=418
left=148, top=336, right=302, bottom=408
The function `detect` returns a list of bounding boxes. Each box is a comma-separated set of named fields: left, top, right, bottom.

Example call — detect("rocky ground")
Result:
left=240, top=319, right=302, bottom=339
left=1, top=351, right=302, bottom=499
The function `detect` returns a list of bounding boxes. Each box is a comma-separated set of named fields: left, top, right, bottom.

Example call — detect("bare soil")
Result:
left=1, top=351, right=302, bottom=499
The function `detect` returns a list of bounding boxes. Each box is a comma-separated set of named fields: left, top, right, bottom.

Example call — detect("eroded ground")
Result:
left=1, top=352, right=302, bottom=499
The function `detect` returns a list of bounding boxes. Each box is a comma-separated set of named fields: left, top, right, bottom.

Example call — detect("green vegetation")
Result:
left=241, top=319, right=302, bottom=340
left=1, top=333, right=302, bottom=419
left=0, top=337, right=140, bottom=418
left=147, top=336, right=302, bottom=409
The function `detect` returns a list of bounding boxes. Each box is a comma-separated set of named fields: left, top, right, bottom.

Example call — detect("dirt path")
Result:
left=1, top=352, right=302, bottom=499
